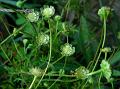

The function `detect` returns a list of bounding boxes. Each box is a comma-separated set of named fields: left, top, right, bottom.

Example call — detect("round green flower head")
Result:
left=23, top=39, right=28, bottom=46
left=36, top=33, right=49, bottom=46
left=27, top=11, right=39, bottom=22
left=41, top=6, right=55, bottom=18
left=100, top=60, right=112, bottom=81
left=54, top=15, right=61, bottom=21
left=29, top=67, right=44, bottom=77
left=98, top=6, right=111, bottom=21
left=75, top=66, right=89, bottom=79
left=61, top=43, right=75, bottom=56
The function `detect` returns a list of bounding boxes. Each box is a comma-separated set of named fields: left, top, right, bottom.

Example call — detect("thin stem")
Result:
left=35, top=20, right=52, bottom=89
left=0, top=45, right=12, bottom=64
left=41, top=78, right=79, bottom=82
left=12, top=71, right=76, bottom=77
left=51, top=56, right=64, bottom=65
left=105, top=52, right=107, bottom=60
left=101, top=18, right=106, bottom=48
left=92, top=51, right=102, bottom=71
left=111, top=82, right=114, bottom=89
left=46, top=74, right=76, bottom=77
left=48, top=76, right=61, bottom=89
left=98, top=73, right=102, bottom=89
left=29, top=76, right=37, bottom=89
left=48, top=57, right=67, bottom=89
left=81, top=80, right=88, bottom=89
left=92, top=17, right=107, bottom=72
left=89, top=23, right=103, bottom=70
left=63, top=56, right=67, bottom=68
left=0, top=34, right=13, bottom=45
left=87, top=69, right=102, bottom=76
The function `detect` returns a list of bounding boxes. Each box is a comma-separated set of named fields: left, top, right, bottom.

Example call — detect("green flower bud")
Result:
left=98, top=6, right=111, bottom=21
left=101, top=47, right=111, bottom=53
left=41, top=6, right=55, bottom=18
left=27, top=11, right=39, bottom=22
left=61, top=43, right=75, bottom=56
left=75, top=66, right=89, bottom=79
left=100, top=60, right=112, bottom=81
left=23, top=39, right=28, bottom=46
left=36, top=33, right=49, bottom=46
left=54, top=15, right=61, bottom=21
left=13, top=28, right=19, bottom=36
left=29, top=67, right=44, bottom=77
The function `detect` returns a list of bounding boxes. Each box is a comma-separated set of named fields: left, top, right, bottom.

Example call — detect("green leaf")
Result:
left=75, top=16, right=97, bottom=61
left=16, top=14, right=26, bottom=25
left=110, top=50, right=120, bottom=65
left=113, top=70, right=120, bottom=77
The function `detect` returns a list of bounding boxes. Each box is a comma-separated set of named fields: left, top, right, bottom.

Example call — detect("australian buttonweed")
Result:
left=0, top=1, right=119, bottom=89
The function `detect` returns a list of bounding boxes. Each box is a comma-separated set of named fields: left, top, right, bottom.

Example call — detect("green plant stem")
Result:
left=46, top=74, right=76, bottom=77
left=111, top=82, right=114, bottom=89
left=0, top=34, right=13, bottom=45
left=81, top=80, right=88, bottom=89
left=89, top=23, right=103, bottom=70
left=51, top=56, right=64, bottom=65
left=35, top=20, right=52, bottom=89
left=0, top=45, right=12, bottom=64
left=63, top=56, right=67, bottom=68
left=87, top=69, right=102, bottom=76
left=48, top=76, right=61, bottom=89
left=61, top=0, right=71, bottom=17
left=41, top=78, right=79, bottom=82
left=12, top=71, right=76, bottom=77
left=101, top=18, right=106, bottom=48
left=48, top=57, right=67, bottom=89
left=0, top=21, right=27, bottom=46
left=105, top=52, right=107, bottom=60
left=98, top=73, right=102, bottom=89
left=29, top=76, right=37, bottom=89
left=92, top=51, right=102, bottom=71
left=92, top=17, right=107, bottom=72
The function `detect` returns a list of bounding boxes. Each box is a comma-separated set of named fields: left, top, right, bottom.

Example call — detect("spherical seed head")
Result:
left=29, top=67, right=44, bottom=77
left=61, top=43, right=75, bottom=56
left=27, top=11, right=39, bottom=22
left=36, top=33, right=49, bottom=46
left=75, top=66, right=89, bottom=79
left=41, top=6, right=55, bottom=18
left=98, top=6, right=110, bottom=20
left=100, top=60, right=112, bottom=81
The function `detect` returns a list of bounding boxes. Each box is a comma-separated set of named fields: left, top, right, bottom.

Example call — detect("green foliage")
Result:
left=0, top=0, right=120, bottom=89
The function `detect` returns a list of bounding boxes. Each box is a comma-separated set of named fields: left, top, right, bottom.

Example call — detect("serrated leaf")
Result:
left=76, top=16, right=96, bottom=61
